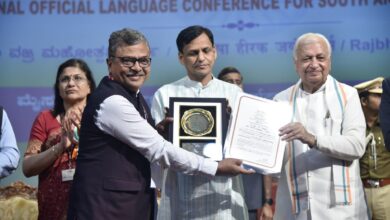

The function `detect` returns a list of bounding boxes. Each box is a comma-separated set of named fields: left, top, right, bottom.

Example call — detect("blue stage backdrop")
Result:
left=0, top=0, right=389, bottom=146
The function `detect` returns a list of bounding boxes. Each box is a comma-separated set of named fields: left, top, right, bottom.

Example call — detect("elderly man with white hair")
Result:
left=272, top=33, right=369, bottom=220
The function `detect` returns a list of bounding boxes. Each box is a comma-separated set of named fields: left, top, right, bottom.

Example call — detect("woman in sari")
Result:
left=23, top=58, right=96, bottom=220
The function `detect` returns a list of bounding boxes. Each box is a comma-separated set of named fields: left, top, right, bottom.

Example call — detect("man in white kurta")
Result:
left=151, top=25, right=249, bottom=220
left=273, top=33, right=369, bottom=220
left=152, top=76, right=248, bottom=220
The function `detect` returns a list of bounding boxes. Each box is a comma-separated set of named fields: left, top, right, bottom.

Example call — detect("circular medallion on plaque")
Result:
left=181, top=108, right=214, bottom=136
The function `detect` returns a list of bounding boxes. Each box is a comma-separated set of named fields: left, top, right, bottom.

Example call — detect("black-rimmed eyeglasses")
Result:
left=111, top=56, right=152, bottom=68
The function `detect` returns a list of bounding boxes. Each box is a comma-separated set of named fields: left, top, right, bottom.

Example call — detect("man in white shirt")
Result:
left=273, top=32, right=369, bottom=220
left=67, top=28, right=253, bottom=220
left=0, top=106, right=19, bottom=179
left=151, top=25, right=273, bottom=220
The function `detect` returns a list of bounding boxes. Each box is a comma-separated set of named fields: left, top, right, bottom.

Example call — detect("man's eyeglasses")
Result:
left=111, top=56, right=152, bottom=68
left=59, top=75, right=87, bottom=85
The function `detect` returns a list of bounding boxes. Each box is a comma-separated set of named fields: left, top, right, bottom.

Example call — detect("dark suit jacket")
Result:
left=380, top=77, right=390, bottom=151
left=67, top=77, right=155, bottom=219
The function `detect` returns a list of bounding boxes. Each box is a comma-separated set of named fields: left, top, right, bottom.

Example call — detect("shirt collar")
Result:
left=184, top=75, right=215, bottom=88
left=299, top=81, right=327, bottom=96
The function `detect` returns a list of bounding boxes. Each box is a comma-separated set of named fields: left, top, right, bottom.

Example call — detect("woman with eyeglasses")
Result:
left=23, top=58, right=96, bottom=220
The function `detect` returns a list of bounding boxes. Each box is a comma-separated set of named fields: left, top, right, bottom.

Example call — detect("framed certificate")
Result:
left=169, top=97, right=228, bottom=161
left=224, top=92, right=291, bottom=174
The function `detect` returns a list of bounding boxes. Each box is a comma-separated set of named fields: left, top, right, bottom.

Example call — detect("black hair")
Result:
left=358, top=91, right=370, bottom=99
left=108, top=28, right=150, bottom=57
left=176, top=25, right=214, bottom=53
left=53, top=58, right=96, bottom=116
left=217, top=66, right=242, bottom=80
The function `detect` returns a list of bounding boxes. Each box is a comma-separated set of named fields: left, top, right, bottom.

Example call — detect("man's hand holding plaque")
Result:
left=160, top=98, right=254, bottom=176
left=169, top=97, right=228, bottom=161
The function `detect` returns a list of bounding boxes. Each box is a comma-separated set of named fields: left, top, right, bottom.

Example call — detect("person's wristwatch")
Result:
left=264, top=198, right=273, bottom=206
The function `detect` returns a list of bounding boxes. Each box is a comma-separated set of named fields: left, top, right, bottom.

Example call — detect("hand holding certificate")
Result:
left=224, top=92, right=291, bottom=174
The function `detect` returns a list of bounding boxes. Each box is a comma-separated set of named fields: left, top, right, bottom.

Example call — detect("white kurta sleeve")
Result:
left=316, top=89, right=366, bottom=161
left=95, top=95, right=218, bottom=177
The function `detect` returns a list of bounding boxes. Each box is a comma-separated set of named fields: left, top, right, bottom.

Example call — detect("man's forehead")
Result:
left=223, top=72, right=241, bottom=78
left=115, top=43, right=150, bottom=54
left=185, top=45, right=212, bottom=52
left=298, top=42, right=329, bottom=55
left=183, top=35, right=213, bottom=50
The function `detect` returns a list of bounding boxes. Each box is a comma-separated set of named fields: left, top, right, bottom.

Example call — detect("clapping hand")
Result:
left=62, top=105, right=85, bottom=145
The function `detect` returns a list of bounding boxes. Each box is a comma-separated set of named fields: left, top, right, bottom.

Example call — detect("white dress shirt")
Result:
left=95, top=95, right=218, bottom=177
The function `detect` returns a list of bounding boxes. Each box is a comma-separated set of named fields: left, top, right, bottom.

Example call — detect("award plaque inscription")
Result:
left=169, top=98, right=228, bottom=161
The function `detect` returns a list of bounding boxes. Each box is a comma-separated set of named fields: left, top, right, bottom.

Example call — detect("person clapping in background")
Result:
left=23, top=59, right=96, bottom=220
